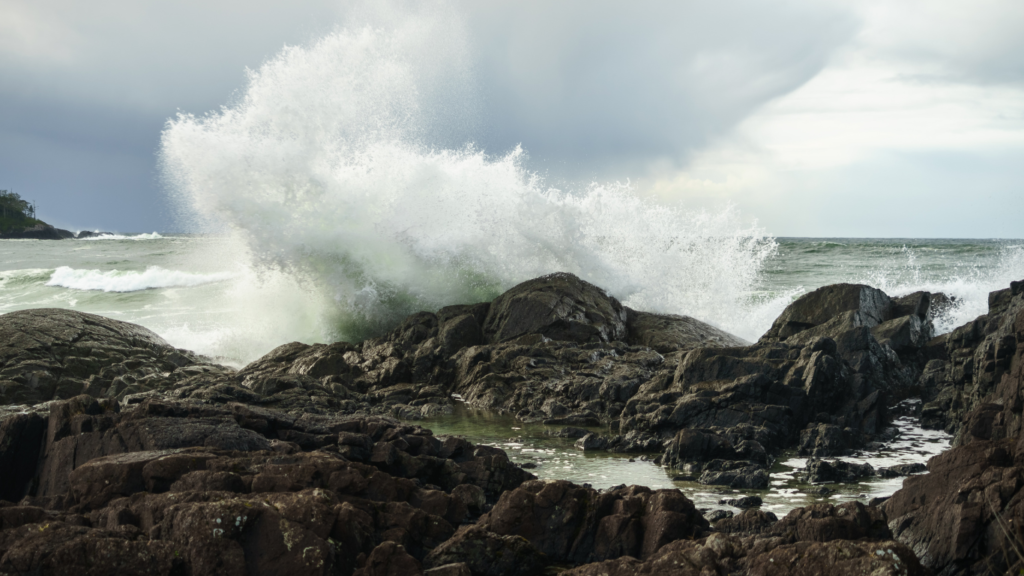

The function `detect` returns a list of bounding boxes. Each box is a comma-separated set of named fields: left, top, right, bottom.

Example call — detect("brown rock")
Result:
left=423, top=526, right=546, bottom=576
left=355, top=541, right=423, bottom=576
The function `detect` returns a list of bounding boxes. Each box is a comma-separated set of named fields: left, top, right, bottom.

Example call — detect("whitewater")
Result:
left=1, top=14, right=1022, bottom=368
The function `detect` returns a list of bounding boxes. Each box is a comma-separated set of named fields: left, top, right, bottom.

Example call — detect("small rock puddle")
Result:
left=417, top=400, right=951, bottom=518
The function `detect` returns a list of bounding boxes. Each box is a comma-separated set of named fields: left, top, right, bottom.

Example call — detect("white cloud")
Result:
left=645, top=0, right=1024, bottom=237
left=0, top=1, right=80, bottom=66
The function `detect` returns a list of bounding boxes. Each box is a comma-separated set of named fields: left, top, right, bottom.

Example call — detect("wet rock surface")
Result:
left=0, top=273, right=1022, bottom=574
left=883, top=302, right=1024, bottom=576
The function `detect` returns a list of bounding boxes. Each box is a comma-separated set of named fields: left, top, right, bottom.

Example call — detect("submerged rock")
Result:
left=800, top=459, right=876, bottom=484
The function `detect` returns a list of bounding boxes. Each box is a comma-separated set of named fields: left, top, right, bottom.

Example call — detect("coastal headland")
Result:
left=1, top=272, right=1022, bottom=575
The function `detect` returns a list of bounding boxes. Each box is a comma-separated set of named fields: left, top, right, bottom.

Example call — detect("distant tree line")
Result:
left=0, top=190, right=35, bottom=218
left=0, top=190, right=41, bottom=232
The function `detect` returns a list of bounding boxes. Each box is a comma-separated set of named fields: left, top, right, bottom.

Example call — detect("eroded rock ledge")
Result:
left=1, top=272, right=1023, bottom=575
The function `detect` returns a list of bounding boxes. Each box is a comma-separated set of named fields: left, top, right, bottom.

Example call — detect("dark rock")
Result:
left=0, top=308, right=227, bottom=405
left=355, top=541, right=423, bottom=576
left=920, top=281, right=1024, bottom=436
left=423, top=526, right=546, bottom=576
left=662, top=429, right=740, bottom=467
left=438, top=314, right=484, bottom=356
left=475, top=480, right=707, bottom=564
left=718, top=495, right=761, bottom=509
left=625, top=308, right=748, bottom=353
left=876, top=462, right=927, bottom=478
left=770, top=501, right=891, bottom=542
left=0, top=223, right=75, bottom=240
left=884, top=436, right=1024, bottom=575
left=574, top=432, right=609, bottom=451
left=800, top=459, right=875, bottom=484
left=547, top=426, right=590, bottom=438
left=713, top=508, right=777, bottom=534
left=0, top=412, right=46, bottom=501
left=762, top=283, right=892, bottom=341
left=798, top=423, right=853, bottom=457
left=891, top=291, right=931, bottom=320
left=705, top=509, right=733, bottom=523
left=698, top=460, right=769, bottom=489
left=872, top=314, right=933, bottom=352
left=9, top=277, right=1024, bottom=576
left=743, top=539, right=926, bottom=576
left=482, top=272, right=628, bottom=344
left=423, top=562, right=471, bottom=576
left=75, top=230, right=114, bottom=239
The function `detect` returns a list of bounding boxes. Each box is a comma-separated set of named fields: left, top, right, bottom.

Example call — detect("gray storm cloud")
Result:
left=0, top=0, right=1020, bottom=234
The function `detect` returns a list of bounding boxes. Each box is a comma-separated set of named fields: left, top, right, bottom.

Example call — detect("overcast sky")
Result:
left=1, top=0, right=1021, bottom=237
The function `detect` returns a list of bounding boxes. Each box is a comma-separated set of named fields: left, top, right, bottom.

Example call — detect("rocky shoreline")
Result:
left=1, top=272, right=1022, bottom=575
left=0, top=224, right=112, bottom=240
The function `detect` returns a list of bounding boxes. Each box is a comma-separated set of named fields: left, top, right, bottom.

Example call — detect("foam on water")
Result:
left=161, top=13, right=782, bottom=352
left=77, top=232, right=164, bottom=241
left=856, top=243, right=1024, bottom=333
left=46, top=266, right=234, bottom=293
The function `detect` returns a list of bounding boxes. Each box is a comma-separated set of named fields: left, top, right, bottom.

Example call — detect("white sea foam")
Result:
left=161, top=12, right=781, bottom=350
left=78, top=232, right=164, bottom=241
left=858, top=243, right=1024, bottom=333
left=46, top=266, right=234, bottom=293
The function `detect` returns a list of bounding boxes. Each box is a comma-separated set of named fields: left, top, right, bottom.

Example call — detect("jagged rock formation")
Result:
left=918, top=280, right=1024, bottom=437
left=1, top=273, right=949, bottom=490
left=2, top=273, right=1024, bottom=574
left=883, top=300, right=1024, bottom=575
left=0, top=308, right=229, bottom=407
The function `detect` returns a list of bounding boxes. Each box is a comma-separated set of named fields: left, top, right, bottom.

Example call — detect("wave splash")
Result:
left=78, top=232, right=164, bottom=241
left=161, top=11, right=781, bottom=348
left=861, top=243, right=1024, bottom=334
left=47, top=266, right=234, bottom=293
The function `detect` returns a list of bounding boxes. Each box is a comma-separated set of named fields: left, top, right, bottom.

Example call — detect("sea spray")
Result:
left=47, top=266, right=234, bottom=293
left=861, top=242, right=1024, bottom=333
left=161, top=15, right=782, bottom=353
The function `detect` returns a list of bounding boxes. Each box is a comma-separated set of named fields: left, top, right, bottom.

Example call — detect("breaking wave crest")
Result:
left=47, top=266, right=234, bottom=293
left=161, top=10, right=781, bottom=348
left=78, top=232, right=164, bottom=241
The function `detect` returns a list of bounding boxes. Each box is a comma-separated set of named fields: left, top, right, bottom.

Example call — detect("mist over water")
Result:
left=160, top=13, right=781, bottom=351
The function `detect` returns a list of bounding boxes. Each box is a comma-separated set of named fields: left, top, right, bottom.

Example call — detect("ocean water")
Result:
left=1, top=234, right=1020, bottom=366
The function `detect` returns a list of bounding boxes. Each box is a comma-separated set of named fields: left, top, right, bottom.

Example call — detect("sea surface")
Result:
left=2, top=234, right=1021, bottom=514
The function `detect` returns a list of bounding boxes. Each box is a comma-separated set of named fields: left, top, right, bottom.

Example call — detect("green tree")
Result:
left=0, top=190, right=41, bottom=232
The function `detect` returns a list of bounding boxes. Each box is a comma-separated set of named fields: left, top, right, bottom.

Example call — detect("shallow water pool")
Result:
left=418, top=401, right=951, bottom=517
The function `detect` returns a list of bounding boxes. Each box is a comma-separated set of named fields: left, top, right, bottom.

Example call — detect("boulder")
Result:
left=0, top=308, right=227, bottom=405
left=355, top=541, right=423, bottom=576
left=799, top=459, right=875, bottom=484
left=798, top=423, right=853, bottom=457
left=714, top=509, right=777, bottom=535
left=422, top=526, right=546, bottom=576
left=769, top=501, right=890, bottom=543
left=719, top=496, right=761, bottom=509
left=482, top=273, right=627, bottom=344
left=475, top=480, right=707, bottom=564
left=762, top=284, right=893, bottom=341
left=625, top=309, right=748, bottom=353
left=876, top=462, right=927, bottom=478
